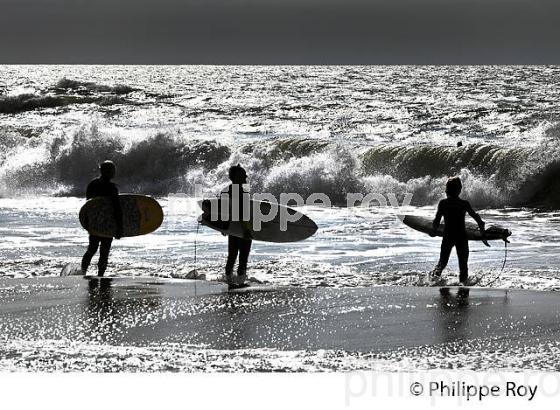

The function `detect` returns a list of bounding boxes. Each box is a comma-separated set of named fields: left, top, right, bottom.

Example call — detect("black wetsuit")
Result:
left=433, top=197, right=484, bottom=282
left=223, top=184, right=252, bottom=277
left=81, top=177, right=122, bottom=276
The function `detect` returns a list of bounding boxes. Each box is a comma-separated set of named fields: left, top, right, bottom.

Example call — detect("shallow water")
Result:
left=1, top=197, right=560, bottom=291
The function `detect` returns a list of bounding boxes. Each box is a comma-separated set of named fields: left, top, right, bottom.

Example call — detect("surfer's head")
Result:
left=445, top=176, right=462, bottom=198
left=229, top=164, right=247, bottom=184
left=99, top=160, right=116, bottom=180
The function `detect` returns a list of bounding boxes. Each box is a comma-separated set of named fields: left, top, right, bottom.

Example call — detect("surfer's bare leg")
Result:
left=226, top=236, right=240, bottom=279
left=97, top=238, right=113, bottom=277
left=81, top=235, right=100, bottom=274
left=456, top=238, right=469, bottom=283
left=434, top=237, right=454, bottom=276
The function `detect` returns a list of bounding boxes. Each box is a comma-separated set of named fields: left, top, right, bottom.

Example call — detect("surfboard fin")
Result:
left=483, top=239, right=490, bottom=247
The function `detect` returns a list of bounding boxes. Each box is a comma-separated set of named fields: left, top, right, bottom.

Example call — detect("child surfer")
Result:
left=430, top=177, right=486, bottom=285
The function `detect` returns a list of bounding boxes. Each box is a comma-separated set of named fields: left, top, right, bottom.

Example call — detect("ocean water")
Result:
left=1, top=65, right=560, bottom=289
left=2, top=66, right=560, bottom=371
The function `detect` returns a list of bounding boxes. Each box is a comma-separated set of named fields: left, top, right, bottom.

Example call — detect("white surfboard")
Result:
left=198, top=198, right=318, bottom=243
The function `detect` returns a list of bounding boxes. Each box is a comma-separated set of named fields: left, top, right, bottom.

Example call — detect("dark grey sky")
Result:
left=0, top=0, right=558, bottom=64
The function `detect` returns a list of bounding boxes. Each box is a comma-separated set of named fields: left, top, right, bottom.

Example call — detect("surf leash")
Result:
left=485, top=239, right=508, bottom=287
left=193, top=220, right=201, bottom=296
left=194, top=220, right=200, bottom=274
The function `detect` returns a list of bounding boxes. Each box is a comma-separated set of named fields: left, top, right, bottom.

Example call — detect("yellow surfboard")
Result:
left=79, top=194, right=163, bottom=238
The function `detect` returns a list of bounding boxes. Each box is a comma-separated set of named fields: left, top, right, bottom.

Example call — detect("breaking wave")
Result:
left=53, top=78, right=138, bottom=95
left=0, top=94, right=130, bottom=114
left=2, top=122, right=560, bottom=208
left=0, top=77, right=139, bottom=114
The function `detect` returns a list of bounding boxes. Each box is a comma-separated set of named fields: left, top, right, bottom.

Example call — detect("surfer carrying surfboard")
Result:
left=223, top=164, right=252, bottom=286
left=430, top=177, right=486, bottom=284
left=81, top=160, right=123, bottom=276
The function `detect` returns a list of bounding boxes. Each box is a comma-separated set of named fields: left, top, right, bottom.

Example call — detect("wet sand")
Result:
left=1, top=277, right=559, bottom=371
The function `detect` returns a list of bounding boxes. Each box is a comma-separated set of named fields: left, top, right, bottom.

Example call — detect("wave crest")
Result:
left=0, top=94, right=129, bottom=114
left=54, top=78, right=138, bottom=95
left=3, top=122, right=560, bottom=209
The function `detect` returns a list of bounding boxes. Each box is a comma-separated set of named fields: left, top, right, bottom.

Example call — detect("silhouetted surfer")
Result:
left=431, top=177, right=485, bottom=285
left=81, top=160, right=123, bottom=276
left=223, top=164, right=252, bottom=286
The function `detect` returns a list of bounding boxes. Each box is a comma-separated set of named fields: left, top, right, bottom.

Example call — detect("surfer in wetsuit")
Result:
left=431, top=176, right=485, bottom=285
left=223, top=164, right=252, bottom=286
left=81, top=160, right=123, bottom=276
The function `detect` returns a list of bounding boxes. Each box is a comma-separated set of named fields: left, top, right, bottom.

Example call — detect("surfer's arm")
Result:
left=85, top=182, right=94, bottom=200
left=111, top=187, right=123, bottom=239
left=466, top=202, right=485, bottom=232
left=83, top=182, right=96, bottom=230
left=431, top=202, right=443, bottom=235
left=240, top=191, right=252, bottom=239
